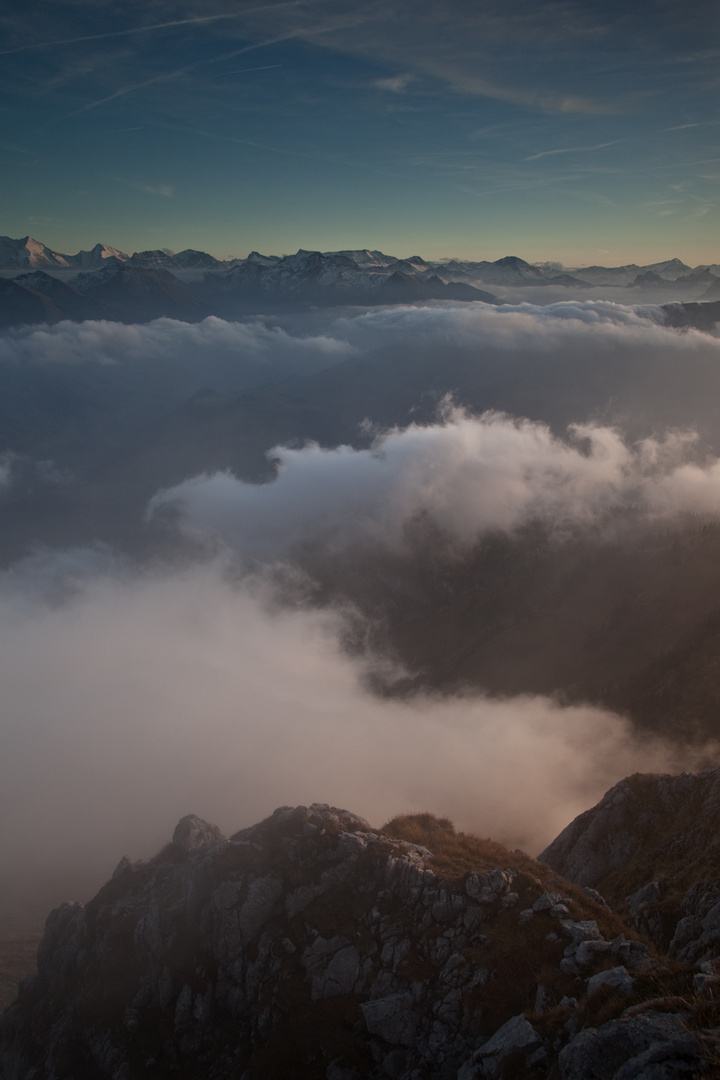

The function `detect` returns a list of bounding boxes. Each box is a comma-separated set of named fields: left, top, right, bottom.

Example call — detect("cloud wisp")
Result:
left=148, top=411, right=720, bottom=561
left=525, top=140, right=624, bottom=161
left=0, top=3, right=305, bottom=57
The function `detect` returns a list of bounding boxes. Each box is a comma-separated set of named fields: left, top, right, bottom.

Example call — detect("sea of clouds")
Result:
left=2, top=298, right=720, bottom=910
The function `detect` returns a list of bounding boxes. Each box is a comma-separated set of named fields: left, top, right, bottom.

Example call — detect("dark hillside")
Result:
left=2, top=804, right=717, bottom=1079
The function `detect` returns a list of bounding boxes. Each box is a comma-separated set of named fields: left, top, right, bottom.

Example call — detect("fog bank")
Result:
left=3, top=298, right=720, bottom=914
left=0, top=550, right=710, bottom=912
left=150, top=411, right=720, bottom=561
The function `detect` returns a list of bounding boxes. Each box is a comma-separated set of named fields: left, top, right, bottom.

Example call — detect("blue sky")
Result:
left=1, top=0, right=718, bottom=264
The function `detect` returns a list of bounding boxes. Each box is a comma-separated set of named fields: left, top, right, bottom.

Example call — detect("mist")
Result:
left=0, top=315, right=354, bottom=372
left=0, top=549, right=706, bottom=915
left=2, top=297, right=720, bottom=915
left=148, top=411, right=720, bottom=561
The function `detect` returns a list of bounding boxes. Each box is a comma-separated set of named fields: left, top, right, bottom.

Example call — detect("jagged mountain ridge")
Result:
left=0, top=246, right=500, bottom=325
left=2, top=802, right=718, bottom=1080
left=0, top=236, right=126, bottom=271
left=2, top=235, right=716, bottom=284
left=1, top=235, right=719, bottom=328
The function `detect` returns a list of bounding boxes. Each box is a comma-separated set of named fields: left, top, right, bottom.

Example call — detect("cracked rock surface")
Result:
left=1, top=804, right=718, bottom=1079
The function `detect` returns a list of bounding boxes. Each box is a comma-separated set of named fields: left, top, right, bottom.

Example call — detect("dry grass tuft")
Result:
left=380, top=813, right=656, bottom=946
left=381, top=813, right=524, bottom=881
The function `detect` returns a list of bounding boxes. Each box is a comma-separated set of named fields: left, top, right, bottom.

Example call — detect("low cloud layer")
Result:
left=2, top=300, right=720, bottom=458
left=3, top=299, right=720, bottom=914
left=329, top=297, right=715, bottom=355
left=0, top=550, right=706, bottom=913
left=148, top=411, right=720, bottom=561
left=0, top=315, right=354, bottom=370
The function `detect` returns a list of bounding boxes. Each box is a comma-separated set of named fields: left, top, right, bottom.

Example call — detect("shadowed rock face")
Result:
left=1, top=803, right=717, bottom=1079
left=540, top=766, right=720, bottom=963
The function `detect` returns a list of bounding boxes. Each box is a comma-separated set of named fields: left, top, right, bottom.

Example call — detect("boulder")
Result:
left=587, top=965, right=634, bottom=997
left=559, top=1011, right=704, bottom=1080
left=172, top=813, right=225, bottom=851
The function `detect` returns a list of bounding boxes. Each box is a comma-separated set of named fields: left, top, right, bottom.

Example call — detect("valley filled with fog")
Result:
left=2, top=274, right=720, bottom=914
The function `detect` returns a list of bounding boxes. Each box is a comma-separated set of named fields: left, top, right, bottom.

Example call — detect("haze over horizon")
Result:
left=1, top=0, right=718, bottom=265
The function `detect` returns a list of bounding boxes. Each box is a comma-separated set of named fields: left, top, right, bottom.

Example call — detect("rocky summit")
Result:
left=2, top=803, right=720, bottom=1078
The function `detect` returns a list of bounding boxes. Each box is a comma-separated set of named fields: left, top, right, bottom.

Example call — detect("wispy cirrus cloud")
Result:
left=127, top=180, right=174, bottom=198
left=0, top=3, right=304, bottom=57
left=80, top=65, right=193, bottom=111
left=525, top=139, right=623, bottom=161
left=665, top=120, right=720, bottom=131
left=373, top=73, right=413, bottom=93
left=77, top=29, right=303, bottom=111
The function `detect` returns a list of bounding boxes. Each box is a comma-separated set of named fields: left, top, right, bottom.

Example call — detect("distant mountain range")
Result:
left=1, top=235, right=719, bottom=327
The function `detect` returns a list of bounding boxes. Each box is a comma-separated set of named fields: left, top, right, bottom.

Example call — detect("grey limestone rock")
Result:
left=586, top=965, right=634, bottom=997
left=575, top=938, right=613, bottom=967
left=172, top=813, right=225, bottom=852
left=470, top=1014, right=543, bottom=1078
left=539, top=780, right=643, bottom=887
left=533, top=890, right=564, bottom=912
left=465, top=868, right=515, bottom=904
left=559, top=1011, right=705, bottom=1080
left=311, top=944, right=360, bottom=1000
left=1, top=801, right=712, bottom=1080
left=236, top=875, right=283, bottom=944
left=559, top=919, right=602, bottom=944
left=360, top=993, right=419, bottom=1046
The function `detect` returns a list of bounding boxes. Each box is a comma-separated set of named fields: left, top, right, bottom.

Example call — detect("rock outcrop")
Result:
left=1, top=804, right=718, bottom=1079
left=540, top=766, right=720, bottom=964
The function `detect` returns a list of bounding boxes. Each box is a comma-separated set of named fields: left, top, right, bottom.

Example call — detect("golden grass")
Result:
left=381, top=813, right=651, bottom=955
left=381, top=812, right=532, bottom=882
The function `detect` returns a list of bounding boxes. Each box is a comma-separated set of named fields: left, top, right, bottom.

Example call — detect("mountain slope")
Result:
left=0, top=277, right=62, bottom=327
left=0, top=236, right=71, bottom=270
left=73, top=261, right=210, bottom=322
left=13, top=271, right=107, bottom=322
left=2, top=805, right=715, bottom=1080
left=540, top=766, right=720, bottom=960
left=0, top=236, right=126, bottom=270
left=2, top=234, right=719, bottom=325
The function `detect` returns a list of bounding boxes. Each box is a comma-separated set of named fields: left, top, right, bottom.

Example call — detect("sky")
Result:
left=1, top=0, right=719, bottom=265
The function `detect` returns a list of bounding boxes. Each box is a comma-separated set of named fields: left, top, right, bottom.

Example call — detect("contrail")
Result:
left=80, top=66, right=195, bottom=111
left=0, top=3, right=302, bottom=56
left=78, top=32, right=301, bottom=111
left=525, top=141, right=622, bottom=161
